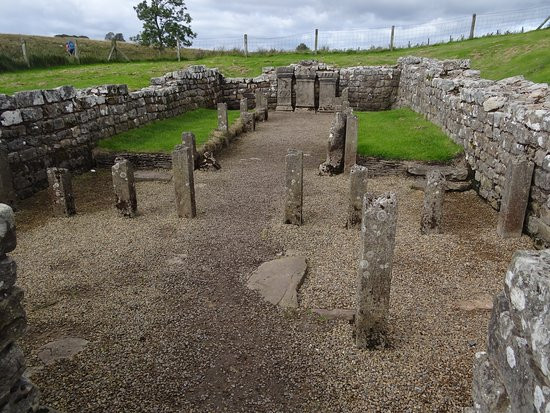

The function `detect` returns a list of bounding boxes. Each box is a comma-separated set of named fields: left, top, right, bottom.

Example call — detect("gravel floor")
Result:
left=14, top=111, right=532, bottom=412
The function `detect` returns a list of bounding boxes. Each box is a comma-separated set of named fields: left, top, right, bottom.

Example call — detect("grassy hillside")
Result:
left=0, top=28, right=548, bottom=94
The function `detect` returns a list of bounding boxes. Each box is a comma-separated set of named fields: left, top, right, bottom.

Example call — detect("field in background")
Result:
left=97, top=108, right=240, bottom=153
left=0, top=28, right=548, bottom=94
left=357, top=108, right=463, bottom=162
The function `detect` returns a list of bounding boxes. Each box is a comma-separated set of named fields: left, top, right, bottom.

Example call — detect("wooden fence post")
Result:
left=244, top=34, right=248, bottom=57
left=536, top=15, right=550, bottom=30
left=314, top=29, right=318, bottom=54
left=20, top=38, right=30, bottom=68
left=469, top=13, right=477, bottom=39
left=390, top=26, right=395, bottom=51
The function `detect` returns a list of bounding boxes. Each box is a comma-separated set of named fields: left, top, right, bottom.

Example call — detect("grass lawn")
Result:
left=97, top=108, right=240, bottom=153
left=0, top=29, right=548, bottom=94
left=356, top=108, right=463, bottom=162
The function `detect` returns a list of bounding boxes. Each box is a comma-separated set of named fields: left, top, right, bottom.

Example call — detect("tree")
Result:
left=296, top=43, right=310, bottom=52
left=132, top=0, right=196, bottom=50
left=105, top=32, right=115, bottom=41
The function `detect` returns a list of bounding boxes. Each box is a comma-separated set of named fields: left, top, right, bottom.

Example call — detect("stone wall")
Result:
left=339, top=66, right=400, bottom=110
left=395, top=57, right=550, bottom=246
left=0, top=66, right=222, bottom=198
left=222, top=67, right=277, bottom=110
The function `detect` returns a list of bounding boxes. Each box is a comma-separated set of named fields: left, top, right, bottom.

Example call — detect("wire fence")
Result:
left=192, top=5, right=550, bottom=52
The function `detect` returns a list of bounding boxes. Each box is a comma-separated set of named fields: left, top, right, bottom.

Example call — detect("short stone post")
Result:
left=112, top=157, right=137, bottom=217
left=318, top=71, right=338, bottom=112
left=182, top=131, right=199, bottom=168
left=172, top=144, right=196, bottom=218
left=420, top=170, right=446, bottom=234
left=46, top=167, right=76, bottom=217
left=341, top=87, right=350, bottom=109
left=355, top=192, right=398, bottom=349
left=240, top=97, right=248, bottom=115
left=295, top=67, right=316, bottom=111
left=217, top=102, right=228, bottom=133
left=497, top=159, right=535, bottom=238
left=284, top=149, right=303, bottom=225
left=0, top=204, right=42, bottom=411
left=242, top=111, right=255, bottom=132
left=344, top=114, right=358, bottom=174
left=276, top=67, right=294, bottom=111
left=347, top=165, right=368, bottom=228
left=0, top=147, right=16, bottom=207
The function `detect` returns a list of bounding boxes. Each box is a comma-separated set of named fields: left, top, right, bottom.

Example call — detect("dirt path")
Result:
left=14, top=112, right=532, bottom=412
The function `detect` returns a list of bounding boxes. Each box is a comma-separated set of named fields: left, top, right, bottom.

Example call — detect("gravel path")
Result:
left=14, top=111, right=532, bottom=412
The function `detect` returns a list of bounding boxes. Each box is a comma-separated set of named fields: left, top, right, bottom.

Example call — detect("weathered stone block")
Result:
left=181, top=132, right=199, bottom=168
left=46, top=168, right=76, bottom=217
left=355, top=192, right=398, bottom=349
left=497, top=159, right=534, bottom=238
left=347, top=165, right=368, bottom=228
left=0, top=287, right=26, bottom=353
left=0, top=205, right=16, bottom=257
left=242, top=112, right=255, bottom=132
left=111, top=158, right=137, bottom=217
left=172, top=144, right=196, bottom=219
left=318, top=71, right=338, bottom=112
left=284, top=149, right=303, bottom=225
left=0, top=148, right=16, bottom=208
left=344, top=114, right=358, bottom=174
left=0, top=257, right=16, bottom=294
left=319, top=112, right=347, bottom=175
left=420, top=170, right=445, bottom=234
left=240, top=97, right=248, bottom=115
left=217, top=102, right=228, bottom=133
left=0, top=344, right=26, bottom=404
left=276, top=67, right=294, bottom=111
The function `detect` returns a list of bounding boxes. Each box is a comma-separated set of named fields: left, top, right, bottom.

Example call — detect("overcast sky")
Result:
left=0, top=0, right=548, bottom=44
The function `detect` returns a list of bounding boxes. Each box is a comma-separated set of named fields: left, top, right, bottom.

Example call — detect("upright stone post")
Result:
left=341, top=87, right=350, bottom=110
left=46, top=167, right=76, bottom=217
left=182, top=131, right=199, bottom=168
left=240, top=97, right=248, bottom=116
left=254, top=89, right=269, bottom=121
left=420, top=170, right=446, bottom=234
left=284, top=149, right=303, bottom=225
left=497, top=159, right=534, bottom=238
left=295, top=66, right=316, bottom=111
left=276, top=67, right=294, bottom=111
left=0, top=147, right=16, bottom=207
left=0, top=204, right=42, bottom=412
left=347, top=165, right=368, bottom=228
left=355, top=192, right=398, bottom=349
left=242, top=111, right=255, bottom=132
left=318, top=71, right=338, bottom=112
left=112, top=157, right=137, bottom=218
left=217, top=102, right=228, bottom=133
left=319, top=111, right=347, bottom=175
left=172, top=144, right=196, bottom=218
left=344, top=114, right=358, bottom=174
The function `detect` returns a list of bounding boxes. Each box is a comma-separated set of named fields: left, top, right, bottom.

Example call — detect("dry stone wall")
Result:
left=395, top=57, right=550, bottom=246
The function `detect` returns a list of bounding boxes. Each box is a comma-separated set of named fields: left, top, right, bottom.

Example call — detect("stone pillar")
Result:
left=172, top=144, right=196, bottom=218
left=276, top=67, right=294, bottom=111
left=0, top=147, right=16, bottom=207
left=182, top=131, right=199, bottom=168
left=319, top=111, right=347, bottom=175
left=112, top=157, right=137, bottom=217
left=0, top=204, right=41, bottom=412
left=318, top=71, right=338, bottom=112
left=217, top=102, right=228, bottom=133
left=347, top=165, right=368, bottom=228
left=284, top=149, right=303, bottom=225
left=46, top=167, right=76, bottom=217
left=242, top=112, right=255, bottom=132
left=355, top=192, right=398, bottom=349
left=340, top=87, right=350, bottom=110
left=497, top=159, right=534, bottom=238
left=255, top=89, right=268, bottom=109
left=295, top=67, right=316, bottom=111
left=240, top=97, right=248, bottom=116
left=344, top=114, right=358, bottom=174
left=420, top=170, right=446, bottom=234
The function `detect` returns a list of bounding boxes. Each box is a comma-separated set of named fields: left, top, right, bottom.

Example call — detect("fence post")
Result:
left=20, top=38, right=30, bottom=68
left=536, top=16, right=550, bottom=30
left=314, top=29, right=319, bottom=54
left=244, top=34, right=248, bottom=57
left=390, top=26, right=395, bottom=51
left=177, top=39, right=181, bottom=62
left=469, top=13, right=477, bottom=39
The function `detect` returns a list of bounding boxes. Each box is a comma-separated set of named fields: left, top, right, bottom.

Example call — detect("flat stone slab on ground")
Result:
left=311, top=308, right=355, bottom=321
left=452, top=294, right=494, bottom=311
left=37, top=337, right=89, bottom=365
left=406, top=162, right=469, bottom=181
left=411, top=179, right=472, bottom=192
left=134, top=170, right=172, bottom=182
left=246, top=256, right=307, bottom=308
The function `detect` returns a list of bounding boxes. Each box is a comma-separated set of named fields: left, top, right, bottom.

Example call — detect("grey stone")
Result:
left=497, top=159, right=534, bottom=238
left=276, top=67, right=294, bottom=111
left=344, top=114, right=358, bottom=174
left=295, top=68, right=316, bottom=110
left=217, top=102, right=228, bottom=133
left=347, top=165, right=368, bottom=228
left=0, top=377, right=40, bottom=413
left=453, top=294, right=493, bottom=311
left=471, top=351, right=509, bottom=412
left=0, top=110, right=23, bottom=127
left=421, top=170, right=445, bottom=234
left=37, top=337, right=89, bottom=366
left=181, top=131, right=199, bottom=168
left=0, top=204, right=16, bottom=257
left=406, top=163, right=469, bottom=182
left=318, top=71, right=338, bottom=112
left=46, top=168, right=76, bottom=217
left=239, top=97, right=248, bottom=115
left=0, top=148, right=16, bottom=207
left=112, top=158, right=137, bottom=218
left=172, top=144, right=196, bottom=219
left=0, top=287, right=26, bottom=353
left=14, top=90, right=44, bottom=107
left=134, top=170, right=172, bottom=183
left=0, top=344, right=26, bottom=404
left=246, top=256, right=307, bottom=308
left=311, top=308, right=355, bottom=321
left=242, top=112, right=255, bottom=132
left=284, top=149, right=303, bottom=225
left=0, top=257, right=16, bottom=294
left=483, top=96, right=506, bottom=112
left=355, top=192, right=398, bottom=349
left=411, top=179, right=472, bottom=192
left=319, top=112, right=347, bottom=175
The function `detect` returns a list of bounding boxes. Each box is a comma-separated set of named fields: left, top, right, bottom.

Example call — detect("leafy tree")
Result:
left=296, top=43, right=310, bottom=51
left=132, top=0, right=196, bottom=50
left=105, top=32, right=115, bottom=41
left=114, top=33, right=126, bottom=42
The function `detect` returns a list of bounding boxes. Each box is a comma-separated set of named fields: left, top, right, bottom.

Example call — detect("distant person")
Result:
left=66, top=40, right=76, bottom=56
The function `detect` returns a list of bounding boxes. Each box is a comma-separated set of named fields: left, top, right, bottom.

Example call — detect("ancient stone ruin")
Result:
left=347, top=165, right=368, bottom=228
left=284, top=149, right=303, bottom=225
left=172, top=144, right=196, bottom=219
left=46, top=167, right=75, bottom=217
left=112, top=157, right=137, bottom=217
left=420, top=170, right=446, bottom=234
